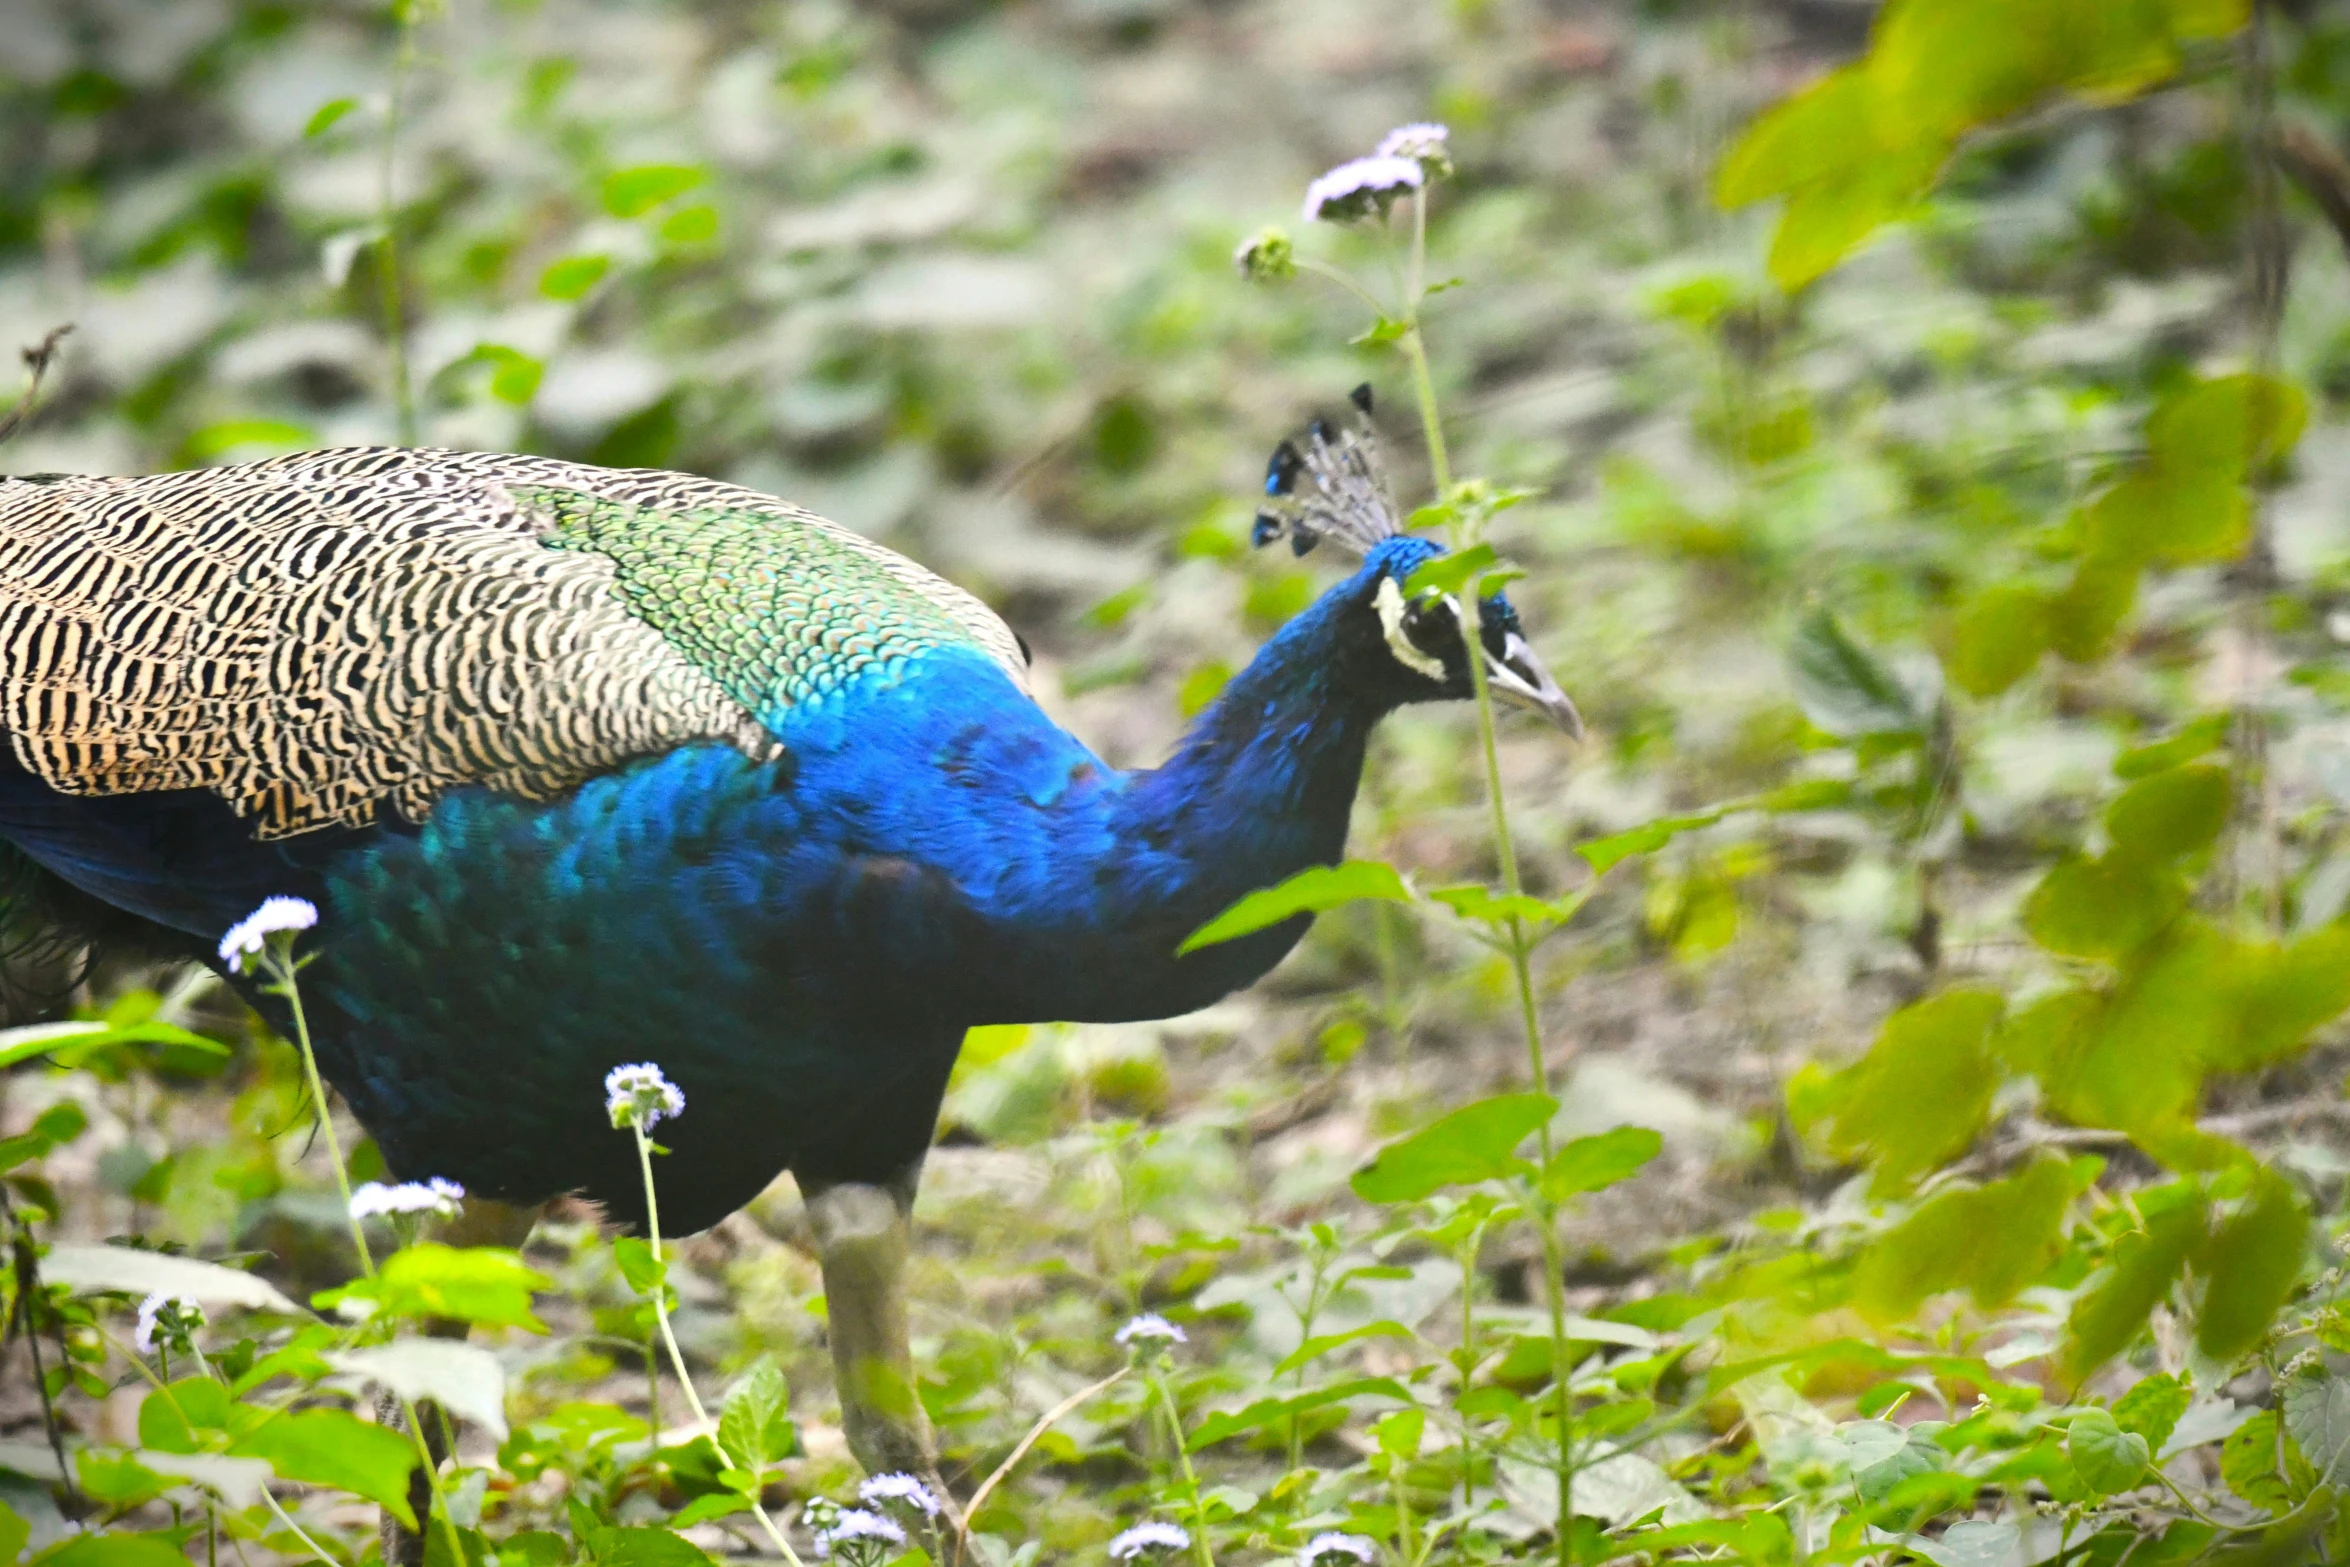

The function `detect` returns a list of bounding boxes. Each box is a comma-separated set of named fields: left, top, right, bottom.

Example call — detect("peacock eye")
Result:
left=1400, top=596, right=1454, bottom=653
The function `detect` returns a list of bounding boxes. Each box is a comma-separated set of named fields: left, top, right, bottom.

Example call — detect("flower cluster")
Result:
left=134, top=1294, right=205, bottom=1356
left=1114, top=1313, right=1186, bottom=1352
left=1373, top=122, right=1453, bottom=179
left=604, top=1061, right=686, bottom=1130
left=217, top=896, right=318, bottom=973
left=1300, top=1534, right=1378, bottom=1566
left=857, top=1472, right=941, bottom=1519
left=812, top=1508, right=905, bottom=1564
left=350, top=1177, right=464, bottom=1221
left=1108, top=1522, right=1191, bottom=1562
left=1301, top=156, right=1422, bottom=223
left=1234, top=226, right=1296, bottom=282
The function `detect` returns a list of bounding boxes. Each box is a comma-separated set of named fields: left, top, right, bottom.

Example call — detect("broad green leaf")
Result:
left=2229, top=926, right=2350, bottom=1069
left=1349, top=1092, right=1557, bottom=1204
left=1401, top=544, right=1518, bottom=601
left=2115, top=715, right=2231, bottom=779
left=1179, top=861, right=1412, bottom=954
left=71, top=1451, right=169, bottom=1509
left=2195, top=1177, right=2307, bottom=1364
left=1576, top=809, right=1725, bottom=876
left=138, top=1377, right=231, bottom=1453
left=613, top=1236, right=666, bottom=1295
left=2061, top=1196, right=2207, bottom=1379
left=584, top=1527, right=715, bottom=1567
left=2284, top=1370, right=2350, bottom=1487
left=1186, top=1378, right=1414, bottom=1450
left=1908, top=1520, right=2016, bottom=1567
left=232, top=1409, right=418, bottom=1524
left=1945, top=583, right=2049, bottom=697
left=1271, top=1320, right=1415, bottom=1378
left=1852, top=1155, right=2072, bottom=1322
left=2221, top=1408, right=2296, bottom=1511
left=0, top=1101, right=87, bottom=1174
left=1540, top=1126, right=1663, bottom=1204
left=1764, top=142, right=1944, bottom=290
left=42, top=1245, right=299, bottom=1313
left=0, top=1501, right=25, bottom=1565
left=600, top=164, right=706, bottom=219
left=1854, top=1424, right=1948, bottom=1503
left=2112, top=1372, right=2191, bottom=1453
left=1812, top=989, right=2003, bottom=1193
left=539, top=254, right=611, bottom=301
left=330, top=1339, right=510, bottom=1439
left=2023, top=854, right=2181, bottom=961
left=716, top=1356, right=793, bottom=1474
left=2105, top=763, right=2229, bottom=862
left=35, top=1533, right=194, bottom=1567
left=340, top=1243, right=550, bottom=1330
left=2068, top=1408, right=2150, bottom=1494
left=1427, top=884, right=1564, bottom=928
left=1788, top=608, right=1921, bottom=739
left=2047, top=552, right=2138, bottom=662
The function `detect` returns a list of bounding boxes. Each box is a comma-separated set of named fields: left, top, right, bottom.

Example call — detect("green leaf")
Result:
left=600, top=164, right=706, bottom=219
left=1945, top=583, right=2050, bottom=697
left=1178, top=861, right=1412, bottom=954
left=1788, top=608, right=1922, bottom=740
left=340, top=1244, right=550, bottom=1331
left=1852, top=1155, right=2073, bottom=1322
left=0, top=1500, right=26, bottom=1565
left=303, top=97, right=359, bottom=138
left=1349, top=1092, right=1558, bottom=1204
left=0, top=1100, right=87, bottom=1174
left=329, top=1339, right=510, bottom=1439
left=233, top=1409, right=419, bottom=1525
left=2195, top=1176, right=2307, bottom=1364
left=35, top=1533, right=195, bottom=1567
left=1577, top=809, right=1726, bottom=876
left=612, top=1236, right=665, bottom=1296
left=1402, top=544, right=1520, bottom=602
left=1271, top=1320, right=1415, bottom=1378
left=583, top=1528, right=714, bottom=1567
left=1426, top=884, right=1566, bottom=928
left=1811, top=989, right=2003, bottom=1194
left=2284, top=1369, right=2350, bottom=1487
left=1350, top=317, right=1408, bottom=346
left=42, top=1244, right=299, bottom=1313
left=538, top=254, right=611, bottom=301
left=2106, top=763, right=2230, bottom=862
left=1540, top=1126, right=1663, bottom=1204
left=2221, top=1408, right=2295, bottom=1512
left=1186, top=1378, right=1414, bottom=1450
left=2115, top=715, right=2232, bottom=780
left=716, top=1357, right=793, bottom=1474
left=2112, top=1372, right=2190, bottom=1453
left=2061, top=1196, right=2208, bottom=1379
left=2023, top=854, right=2182, bottom=961
left=71, top=1451, right=169, bottom=1509
left=1854, top=1425, right=1948, bottom=1503
left=2068, top=1408, right=2150, bottom=1494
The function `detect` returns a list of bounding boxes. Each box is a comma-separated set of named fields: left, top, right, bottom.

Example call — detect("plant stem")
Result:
left=379, top=0, right=419, bottom=445
left=1150, top=1371, right=1216, bottom=1567
left=267, top=949, right=374, bottom=1278
left=396, top=1392, right=473, bottom=1567
left=259, top=1486, right=340, bottom=1567
left=631, top=1124, right=808, bottom=1567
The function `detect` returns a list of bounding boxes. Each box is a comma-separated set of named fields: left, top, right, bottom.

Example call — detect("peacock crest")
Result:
left=1249, top=384, right=1403, bottom=558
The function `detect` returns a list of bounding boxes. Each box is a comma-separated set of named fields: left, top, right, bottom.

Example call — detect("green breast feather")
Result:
left=522, top=485, right=995, bottom=726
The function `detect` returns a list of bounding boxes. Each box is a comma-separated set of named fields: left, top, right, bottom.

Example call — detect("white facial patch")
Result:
left=1375, top=576, right=1448, bottom=681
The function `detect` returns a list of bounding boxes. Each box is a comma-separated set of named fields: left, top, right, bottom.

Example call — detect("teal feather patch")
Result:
left=523, top=486, right=993, bottom=723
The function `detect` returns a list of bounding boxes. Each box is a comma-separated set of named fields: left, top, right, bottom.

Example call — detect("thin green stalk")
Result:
left=1149, top=1371, right=1216, bottom=1567
left=394, top=1393, right=473, bottom=1567
left=259, top=1486, right=339, bottom=1567
left=379, top=0, right=420, bottom=445
left=631, top=1125, right=808, bottom=1567
left=266, top=950, right=373, bottom=1278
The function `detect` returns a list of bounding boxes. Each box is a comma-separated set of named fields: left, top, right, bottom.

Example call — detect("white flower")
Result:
left=1109, top=1522, right=1191, bottom=1561
left=605, top=1062, right=686, bottom=1130
left=1373, top=122, right=1453, bottom=178
left=1301, top=1534, right=1378, bottom=1566
left=1302, top=155, right=1423, bottom=223
left=217, top=896, right=318, bottom=971
left=350, top=1178, right=464, bottom=1220
left=858, top=1472, right=941, bottom=1518
left=134, top=1294, right=204, bottom=1355
left=1114, top=1313, right=1187, bottom=1350
left=814, top=1509, right=906, bottom=1562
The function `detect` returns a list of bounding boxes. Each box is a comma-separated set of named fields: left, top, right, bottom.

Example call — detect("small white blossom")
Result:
left=1373, top=122, right=1453, bottom=179
left=1114, top=1313, right=1187, bottom=1350
left=1109, top=1522, right=1192, bottom=1561
left=858, top=1472, right=940, bottom=1518
left=134, top=1294, right=205, bottom=1355
left=605, top=1062, right=686, bottom=1130
left=1301, top=1534, right=1378, bottom=1566
left=1302, top=155, right=1423, bottom=223
left=350, top=1178, right=464, bottom=1220
left=814, top=1509, right=906, bottom=1562
left=217, top=896, right=318, bottom=971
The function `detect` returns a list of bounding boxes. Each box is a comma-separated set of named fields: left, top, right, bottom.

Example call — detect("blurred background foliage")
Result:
left=23, top=0, right=2350, bottom=1562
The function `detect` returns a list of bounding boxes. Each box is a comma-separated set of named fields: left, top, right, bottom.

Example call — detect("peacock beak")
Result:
left=1485, top=632, right=1584, bottom=738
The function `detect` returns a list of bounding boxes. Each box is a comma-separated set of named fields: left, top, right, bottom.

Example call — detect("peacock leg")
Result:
left=805, top=1173, right=955, bottom=1511
left=379, top=1198, right=544, bottom=1567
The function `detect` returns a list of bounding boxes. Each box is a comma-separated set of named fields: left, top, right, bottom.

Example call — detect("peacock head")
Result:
left=1250, top=387, right=1582, bottom=736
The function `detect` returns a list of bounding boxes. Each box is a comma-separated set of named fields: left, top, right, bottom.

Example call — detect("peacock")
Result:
left=0, top=386, right=1576, bottom=1484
